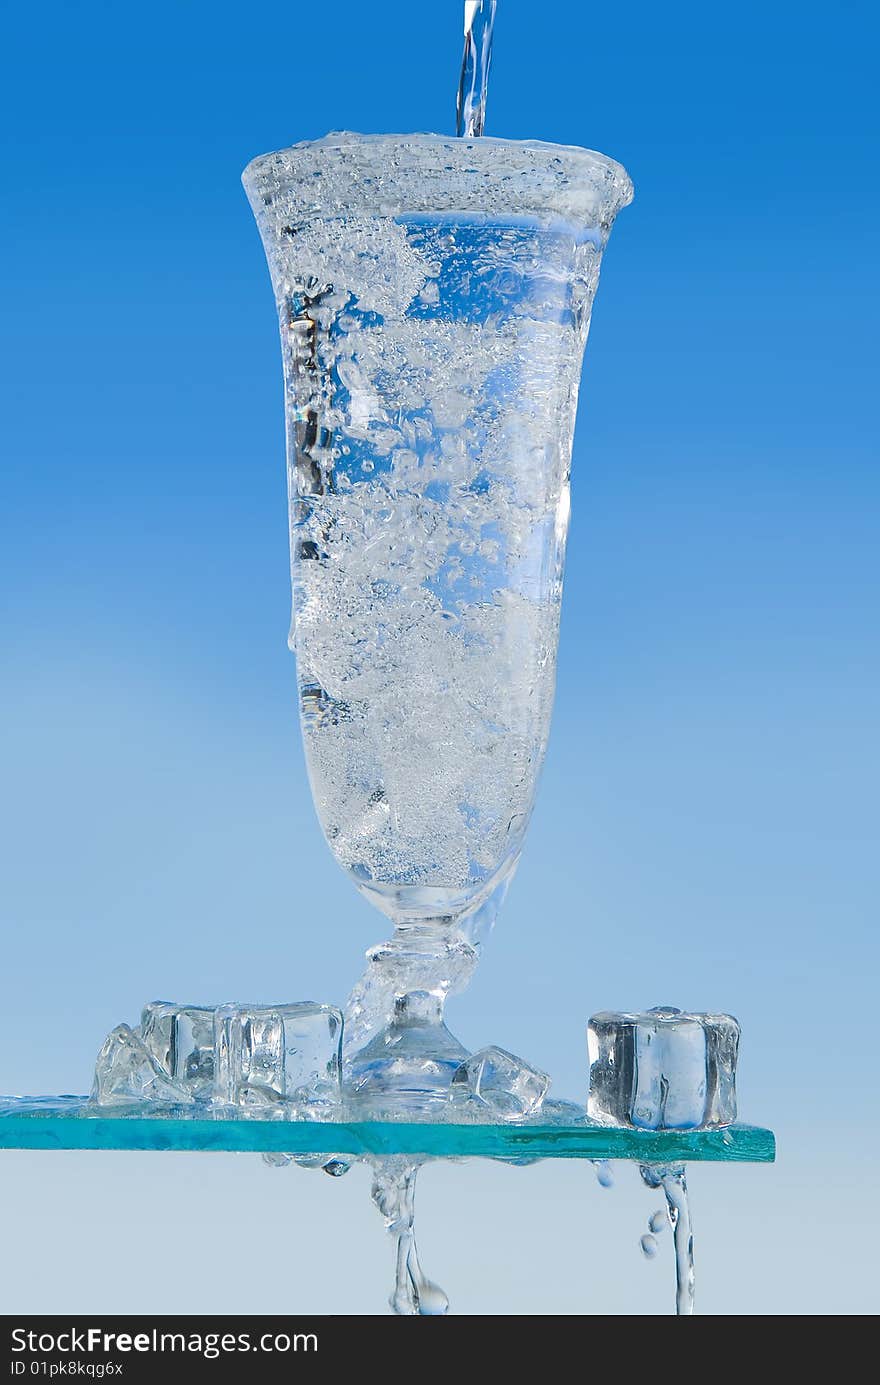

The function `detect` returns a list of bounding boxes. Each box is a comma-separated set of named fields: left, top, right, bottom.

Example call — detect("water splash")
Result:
left=456, top=0, right=497, bottom=137
left=370, top=1159, right=449, bottom=1315
left=661, top=1166, right=695, bottom=1316
left=640, top=1163, right=695, bottom=1315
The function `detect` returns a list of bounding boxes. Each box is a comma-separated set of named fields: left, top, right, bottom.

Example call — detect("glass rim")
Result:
left=243, top=130, right=633, bottom=226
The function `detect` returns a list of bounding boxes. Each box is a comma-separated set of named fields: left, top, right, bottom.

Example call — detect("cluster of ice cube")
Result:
left=90, top=997, right=559, bottom=1125
left=90, top=997, right=742, bottom=1133
left=91, top=1000, right=343, bottom=1114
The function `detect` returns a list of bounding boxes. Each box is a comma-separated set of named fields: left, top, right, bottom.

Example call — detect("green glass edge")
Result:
left=0, top=1110, right=775, bottom=1162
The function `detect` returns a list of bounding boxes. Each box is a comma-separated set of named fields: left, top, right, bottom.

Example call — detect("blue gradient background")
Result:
left=1, top=0, right=877, bottom=1314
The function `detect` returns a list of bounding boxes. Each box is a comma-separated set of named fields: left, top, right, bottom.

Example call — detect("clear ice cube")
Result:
left=214, top=1002, right=342, bottom=1107
left=449, top=1045, right=550, bottom=1121
left=91, top=1024, right=194, bottom=1107
left=140, top=1001, right=216, bottom=1096
left=94, top=999, right=343, bottom=1111
left=587, top=1006, right=740, bottom=1130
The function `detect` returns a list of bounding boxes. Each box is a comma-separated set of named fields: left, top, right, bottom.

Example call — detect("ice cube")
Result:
left=449, top=1045, right=550, bottom=1121
left=587, top=1007, right=740, bottom=1130
left=91, top=1025, right=194, bottom=1107
left=214, top=1002, right=342, bottom=1108
left=141, top=1001, right=216, bottom=1096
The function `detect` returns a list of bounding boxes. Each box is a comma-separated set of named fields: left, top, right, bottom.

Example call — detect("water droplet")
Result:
left=362, top=459, right=375, bottom=473
left=415, top=1279, right=449, bottom=1315
left=323, top=1159, right=351, bottom=1178
left=640, top=1234, right=658, bottom=1259
left=262, top=1151, right=290, bottom=1168
left=649, top=1209, right=667, bottom=1234
left=593, top=1160, right=614, bottom=1188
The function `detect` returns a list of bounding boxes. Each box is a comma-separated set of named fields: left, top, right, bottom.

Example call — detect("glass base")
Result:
left=344, top=991, right=469, bottom=1115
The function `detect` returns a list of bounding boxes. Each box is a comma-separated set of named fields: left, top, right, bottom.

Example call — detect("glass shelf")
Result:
left=0, top=1097, right=775, bottom=1163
